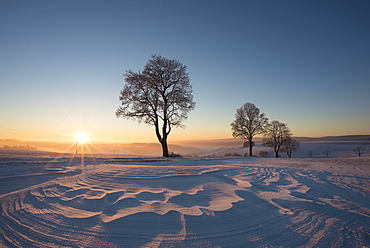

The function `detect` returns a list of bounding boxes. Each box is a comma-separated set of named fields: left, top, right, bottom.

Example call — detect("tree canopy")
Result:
left=231, top=102, right=268, bottom=156
left=281, top=137, right=300, bottom=158
left=263, top=120, right=292, bottom=158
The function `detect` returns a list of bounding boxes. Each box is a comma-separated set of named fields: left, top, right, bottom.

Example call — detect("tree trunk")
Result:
left=161, top=138, right=169, bottom=157
left=154, top=127, right=169, bottom=157
left=275, top=151, right=279, bottom=158
left=249, top=138, right=253, bottom=156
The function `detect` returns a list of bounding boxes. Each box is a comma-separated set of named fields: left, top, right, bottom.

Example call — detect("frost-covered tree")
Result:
left=116, top=55, right=195, bottom=157
left=262, top=120, right=291, bottom=158
left=231, top=103, right=268, bottom=156
left=353, top=147, right=365, bottom=157
left=281, top=137, right=300, bottom=158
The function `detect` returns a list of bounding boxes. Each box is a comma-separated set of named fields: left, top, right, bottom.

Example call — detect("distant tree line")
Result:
left=3, top=145, right=37, bottom=150
left=305, top=147, right=366, bottom=158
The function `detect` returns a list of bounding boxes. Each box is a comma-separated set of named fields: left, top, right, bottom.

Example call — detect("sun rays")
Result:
left=75, top=132, right=89, bottom=143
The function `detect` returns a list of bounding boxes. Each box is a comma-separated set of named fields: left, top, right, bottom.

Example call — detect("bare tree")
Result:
left=262, top=120, right=291, bottom=158
left=231, top=103, right=268, bottom=156
left=353, top=147, right=365, bottom=157
left=307, top=150, right=313, bottom=158
left=259, top=151, right=269, bottom=157
left=116, top=55, right=195, bottom=157
left=281, top=137, right=300, bottom=158
left=323, top=150, right=331, bottom=157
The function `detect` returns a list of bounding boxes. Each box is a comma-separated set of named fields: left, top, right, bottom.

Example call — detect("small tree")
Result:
left=259, top=151, right=269, bottom=157
left=323, top=150, right=331, bottom=157
left=306, top=150, right=313, bottom=158
left=353, top=147, right=365, bottom=157
left=281, top=137, right=300, bottom=158
left=116, top=55, right=195, bottom=157
left=243, top=141, right=255, bottom=148
left=262, top=120, right=291, bottom=158
left=231, top=103, right=268, bottom=156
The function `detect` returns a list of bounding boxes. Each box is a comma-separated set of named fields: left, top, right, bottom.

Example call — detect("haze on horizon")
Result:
left=1, top=1, right=369, bottom=143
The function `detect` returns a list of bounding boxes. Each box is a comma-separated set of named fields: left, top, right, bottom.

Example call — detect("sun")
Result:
left=75, top=132, right=88, bottom=143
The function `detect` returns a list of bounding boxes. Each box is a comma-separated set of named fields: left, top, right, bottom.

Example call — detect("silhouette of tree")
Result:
left=116, top=55, right=195, bottom=157
left=323, top=150, right=331, bottom=157
left=259, top=151, right=269, bottom=157
left=281, top=137, right=300, bottom=158
left=231, top=103, right=268, bottom=156
left=353, top=147, right=365, bottom=157
left=307, top=150, right=313, bottom=158
left=262, top=120, right=291, bottom=158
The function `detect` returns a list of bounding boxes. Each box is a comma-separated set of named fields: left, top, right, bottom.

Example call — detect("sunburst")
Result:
left=75, top=132, right=88, bottom=143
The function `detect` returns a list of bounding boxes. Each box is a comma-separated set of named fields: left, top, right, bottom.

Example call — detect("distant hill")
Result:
left=172, top=135, right=370, bottom=148
left=294, top=135, right=370, bottom=143
left=0, top=139, right=204, bottom=156
left=1, top=135, right=369, bottom=156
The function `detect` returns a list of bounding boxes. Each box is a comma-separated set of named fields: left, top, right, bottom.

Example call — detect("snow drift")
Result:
left=0, top=151, right=369, bottom=247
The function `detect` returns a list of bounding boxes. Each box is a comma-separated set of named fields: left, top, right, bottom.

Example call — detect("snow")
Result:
left=0, top=150, right=369, bottom=247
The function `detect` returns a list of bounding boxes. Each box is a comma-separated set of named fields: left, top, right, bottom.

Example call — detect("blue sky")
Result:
left=1, top=0, right=369, bottom=143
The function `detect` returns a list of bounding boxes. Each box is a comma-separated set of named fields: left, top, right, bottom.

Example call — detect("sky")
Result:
left=1, top=0, right=369, bottom=144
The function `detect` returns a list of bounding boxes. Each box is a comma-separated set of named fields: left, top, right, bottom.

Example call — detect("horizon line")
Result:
left=1, top=134, right=369, bottom=144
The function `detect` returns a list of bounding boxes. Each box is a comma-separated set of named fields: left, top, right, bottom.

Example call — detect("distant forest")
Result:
left=3, top=145, right=37, bottom=150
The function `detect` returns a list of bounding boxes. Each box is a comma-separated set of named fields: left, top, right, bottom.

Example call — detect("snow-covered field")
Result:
left=0, top=150, right=369, bottom=247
